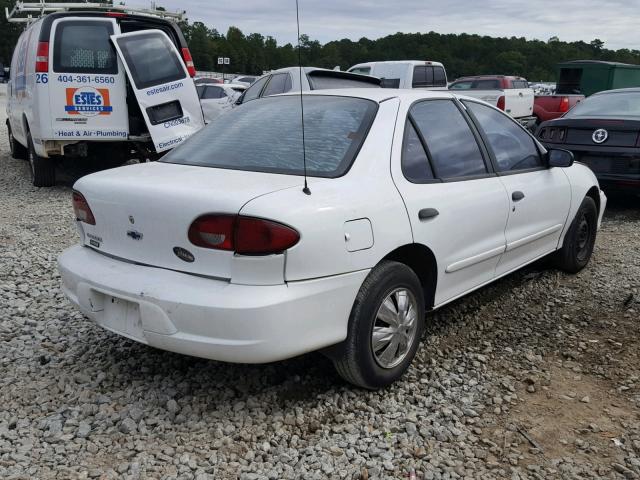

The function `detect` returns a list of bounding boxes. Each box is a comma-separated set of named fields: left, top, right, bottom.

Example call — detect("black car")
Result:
left=536, top=88, right=640, bottom=195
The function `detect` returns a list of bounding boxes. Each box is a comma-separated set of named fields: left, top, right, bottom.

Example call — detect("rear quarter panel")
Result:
left=239, top=98, right=414, bottom=282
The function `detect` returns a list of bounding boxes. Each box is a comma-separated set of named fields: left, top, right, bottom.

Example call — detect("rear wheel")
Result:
left=553, top=196, right=598, bottom=273
left=27, top=132, right=56, bottom=187
left=333, top=261, right=425, bottom=389
left=7, top=122, right=28, bottom=160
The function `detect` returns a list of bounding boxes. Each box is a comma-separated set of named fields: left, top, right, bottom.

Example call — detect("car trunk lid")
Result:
left=74, top=162, right=301, bottom=279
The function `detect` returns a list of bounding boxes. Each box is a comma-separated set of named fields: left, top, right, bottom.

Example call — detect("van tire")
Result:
left=27, top=133, right=56, bottom=187
left=7, top=122, right=28, bottom=160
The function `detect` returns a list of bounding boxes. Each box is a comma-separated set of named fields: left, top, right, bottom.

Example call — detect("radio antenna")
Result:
left=296, top=0, right=311, bottom=195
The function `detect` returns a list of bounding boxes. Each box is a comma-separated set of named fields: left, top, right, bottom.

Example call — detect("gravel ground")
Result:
left=1, top=83, right=639, bottom=480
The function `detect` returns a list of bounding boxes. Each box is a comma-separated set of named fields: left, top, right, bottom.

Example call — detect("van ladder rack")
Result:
left=5, top=1, right=185, bottom=24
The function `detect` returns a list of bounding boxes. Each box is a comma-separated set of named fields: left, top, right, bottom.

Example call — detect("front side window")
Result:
left=115, top=32, right=185, bottom=89
left=262, top=73, right=292, bottom=96
left=465, top=101, right=542, bottom=172
left=162, top=95, right=378, bottom=178
left=410, top=100, right=487, bottom=179
left=53, top=21, right=117, bottom=74
left=241, top=75, right=269, bottom=103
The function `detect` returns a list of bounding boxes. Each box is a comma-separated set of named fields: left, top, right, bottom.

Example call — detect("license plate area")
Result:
left=99, top=294, right=145, bottom=342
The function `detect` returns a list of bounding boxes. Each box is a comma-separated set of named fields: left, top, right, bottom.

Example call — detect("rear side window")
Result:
left=53, top=21, right=117, bottom=74
left=473, top=79, right=500, bottom=89
left=349, top=67, right=371, bottom=75
left=410, top=100, right=487, bottom=179
left=162, top=95, right=378, bottom=178
left=465, top=101, right=542, bottom=172
left=402, top=121, right=434, bottom=182
left=202, top=86, right=225, bottom=99
left=262, top=73, right=292, bottom=96
left=114, top=32, right=185, bottom=89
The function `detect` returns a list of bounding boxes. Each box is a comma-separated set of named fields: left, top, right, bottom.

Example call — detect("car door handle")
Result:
left=418, top=208, right=439, bottom=220
left=512, top=191, right=525, bottom=202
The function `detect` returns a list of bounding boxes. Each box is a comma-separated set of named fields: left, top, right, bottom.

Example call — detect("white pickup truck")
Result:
left=449, top=75, right=536, bottom=129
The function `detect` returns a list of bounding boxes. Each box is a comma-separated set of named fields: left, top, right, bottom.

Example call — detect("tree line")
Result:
left=2, top=0, right=639, bottom=83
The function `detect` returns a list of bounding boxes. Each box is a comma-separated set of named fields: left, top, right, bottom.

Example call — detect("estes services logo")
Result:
left=65, top=87, right=112, bottom=116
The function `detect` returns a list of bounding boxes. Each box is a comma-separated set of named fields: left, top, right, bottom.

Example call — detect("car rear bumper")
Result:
left=58, top=245, right=368, bottom=363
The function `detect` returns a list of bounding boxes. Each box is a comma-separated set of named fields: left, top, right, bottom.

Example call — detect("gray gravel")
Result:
left=1, top=83, right=640, bottom=479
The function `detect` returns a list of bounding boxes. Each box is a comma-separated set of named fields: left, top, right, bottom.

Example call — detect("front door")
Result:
left=110, top=30, right=204, bottom=152
left=463, top=100, right=571, bottom=276
left=391, top=98, right=510, bottom=306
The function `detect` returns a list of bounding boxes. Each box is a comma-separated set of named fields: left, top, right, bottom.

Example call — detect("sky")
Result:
left=134, top=0, right=640, bottom=51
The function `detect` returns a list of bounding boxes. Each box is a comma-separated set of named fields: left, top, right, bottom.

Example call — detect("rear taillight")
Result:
left=35, top=41, right=49, bottom=73
left=188, top=214, right=300, bottom=255
left=181, top=47, right=196, bottom=77
left=496, top=95, right=505, bottom=111
left=72, top=191, right=96, bottom=225
left=559, top=96, right=570, bottom=113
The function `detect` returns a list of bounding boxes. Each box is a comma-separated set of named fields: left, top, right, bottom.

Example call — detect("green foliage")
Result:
left=1, top=1, right=639, bottom=81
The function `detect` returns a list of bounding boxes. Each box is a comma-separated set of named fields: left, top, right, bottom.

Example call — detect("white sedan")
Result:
left=58, top=90, right=606, bottom=389
left=196, top=83, right=246, bottom=123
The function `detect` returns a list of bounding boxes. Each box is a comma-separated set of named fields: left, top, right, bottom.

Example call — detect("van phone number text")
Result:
left=53, top=75, right=116, bottom=84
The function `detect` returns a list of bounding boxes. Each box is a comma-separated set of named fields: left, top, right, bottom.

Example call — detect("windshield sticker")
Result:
left=65, top=87, right=113, bottom=116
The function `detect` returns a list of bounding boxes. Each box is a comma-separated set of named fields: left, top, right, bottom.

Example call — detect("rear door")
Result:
left=391, top=98, right=509, bottom=306
left=48, top=17, right=129, bottom=140
left=110, top=30, right=204, bottom=152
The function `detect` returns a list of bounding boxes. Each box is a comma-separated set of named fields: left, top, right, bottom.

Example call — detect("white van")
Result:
left=6, top=10, right=204, bottom=186
left=347, top=61, right=448, bottom=90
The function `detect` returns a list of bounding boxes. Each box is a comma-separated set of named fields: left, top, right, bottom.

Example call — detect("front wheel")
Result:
left=27, top=133, right=56, bottom=187
left=553, top=196, right=598, bottom=273
left=333, top=261, right=425, bottom=389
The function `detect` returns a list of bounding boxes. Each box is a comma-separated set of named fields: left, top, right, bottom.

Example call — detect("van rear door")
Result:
left=48, top=17, right=129, bottom=141
left=110, top=30, right=204, bottom=152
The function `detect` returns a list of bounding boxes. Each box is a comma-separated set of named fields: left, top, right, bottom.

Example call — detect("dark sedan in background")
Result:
left=536, top=88, right=640, bottom=195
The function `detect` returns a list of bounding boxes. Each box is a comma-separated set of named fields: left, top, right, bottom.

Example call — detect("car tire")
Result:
left=333, top=260, right=425, bottom=389
left=27, top=132, right=56, bottom=187
left=7, top=122, right=28, bottom=160
left=553, top=196, right=598, bottom=273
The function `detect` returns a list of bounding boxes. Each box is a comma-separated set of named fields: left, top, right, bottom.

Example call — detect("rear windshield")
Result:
left=161, top=95, right=378, bottom=178
left=114, top=32, right=185, bottom=89
left=53, top=21, right=117, bottom=74
left=566, top=91, right=640, bottom=117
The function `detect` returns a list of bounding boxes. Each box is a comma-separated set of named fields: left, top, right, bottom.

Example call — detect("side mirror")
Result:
left=548, top=148, right=574, bottom=168
left=235, top=92, right=245, bottom=106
